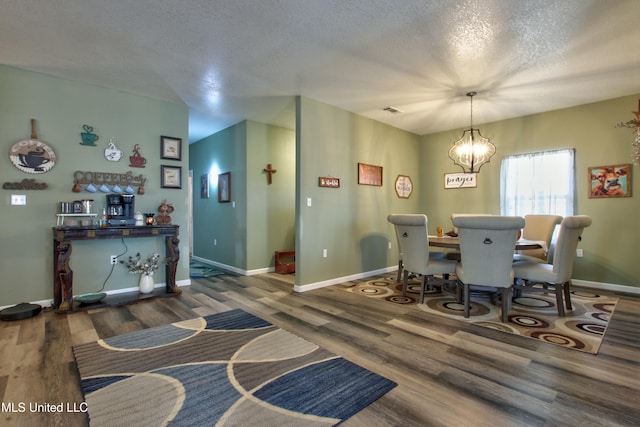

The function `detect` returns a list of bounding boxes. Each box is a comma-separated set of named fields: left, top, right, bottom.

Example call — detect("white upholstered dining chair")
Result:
left=452, top=215, right=526, bottom=322
left=387, top=214, right=457, bottom=304
left=513, top=215, right=592, bottom=316
left=515, top=214, right=563, bottom=262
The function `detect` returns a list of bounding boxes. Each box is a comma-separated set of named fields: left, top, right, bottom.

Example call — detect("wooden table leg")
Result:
left=165, top=235, right=181, bottom=294
left=53, top=240, right=73, bottom=311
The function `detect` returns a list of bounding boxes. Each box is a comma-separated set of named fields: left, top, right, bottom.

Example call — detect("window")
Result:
left=500, top=149, right=575, bottom=217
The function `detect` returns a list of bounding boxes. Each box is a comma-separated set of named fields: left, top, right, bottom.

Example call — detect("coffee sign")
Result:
left=9, top=139, right=57, bottom=174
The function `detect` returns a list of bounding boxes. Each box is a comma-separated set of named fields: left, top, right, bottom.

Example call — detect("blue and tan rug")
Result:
left=189, top=260, right=225, bottom=278
left=344, top=276, right=617, bottom=354
left=73, top=309, right=396, bottom=426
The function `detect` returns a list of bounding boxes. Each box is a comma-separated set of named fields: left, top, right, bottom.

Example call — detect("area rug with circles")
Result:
left=73, top=308, right=396, bottom=426
left=343, top=276, right=617, bottom=354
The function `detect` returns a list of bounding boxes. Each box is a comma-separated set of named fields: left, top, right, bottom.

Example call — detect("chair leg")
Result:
left=402, top=270, right=409, bottom=297
left=464, top=283, right=470, bottom=318
left=563, top=280, right=573, bottom=311
left=397, top=259, right=403, bottom=282
left=500, top=288, right=511, bottom=323
left=456, top=280, right=462, bottom=304
left=419, top=275, right=426, bottom=304
left=554, top=284, right=565, bottom=316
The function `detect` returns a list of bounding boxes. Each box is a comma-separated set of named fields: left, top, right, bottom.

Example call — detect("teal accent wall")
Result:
left=420, top=94, right=640, bottom=287
left=296, top=96, right=422, bottom=286
left=0, top=66, right=189, bottom=306
left=189, top=119, right=295, bottom=271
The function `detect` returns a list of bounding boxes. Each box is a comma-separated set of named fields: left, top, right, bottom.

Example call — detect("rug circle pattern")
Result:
left=343, top=276, right=617, bottom=354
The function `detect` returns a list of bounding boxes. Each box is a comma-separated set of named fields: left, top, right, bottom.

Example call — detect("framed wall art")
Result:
left=588, top=164, right=631, bottom=198
left=319, top=176, right=340, bottom=188
left=160, top=135, right=182, bottom=161
left=358, top=163, right=382, bottom=186
left=218, top=172, right=231, bottom=203
left=200, top=174, right=209, bottom=198
left=444, top=172, right=477, bottom=189
left=394, top=175, right=413, bottom=198
left=160, top=165, right=182, bottom=189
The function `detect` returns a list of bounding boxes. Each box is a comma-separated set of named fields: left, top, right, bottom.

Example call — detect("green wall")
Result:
left=420, top=94, right=640, bottom=287
left=296, top=96, right=422, bottom=287
left=0, top=66, right=190, bottom=306
left=189, top=119, right=295, bottom=272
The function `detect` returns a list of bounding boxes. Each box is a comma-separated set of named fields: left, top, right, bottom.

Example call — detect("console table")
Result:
left=52, top=225, right=180, bottom=312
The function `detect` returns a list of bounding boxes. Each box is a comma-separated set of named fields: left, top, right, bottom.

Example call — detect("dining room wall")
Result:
left=295, top=96, right=422, bottom=288
left=420, top=94, right=640, bottom=288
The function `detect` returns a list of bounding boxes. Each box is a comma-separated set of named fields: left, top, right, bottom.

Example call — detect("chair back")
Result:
left=452, top=215, right=525, bottom=288
left=387, top=214, right=431, bottom=276
left=551, top=215, right=592, bottom=282
left=520, top=214, right=563, bottom=261
left=451, top=213, right=492, bottom=234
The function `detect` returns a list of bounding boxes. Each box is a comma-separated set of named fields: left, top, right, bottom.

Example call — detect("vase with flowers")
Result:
left=120, top=253, right=161, bottom=294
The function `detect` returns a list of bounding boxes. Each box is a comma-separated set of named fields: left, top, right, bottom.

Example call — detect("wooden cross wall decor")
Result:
left=263, top=163, right=277, bottom=184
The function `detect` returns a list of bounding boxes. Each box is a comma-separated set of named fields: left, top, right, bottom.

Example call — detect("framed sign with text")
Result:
left=319, top=177, right=340, bottom=188
left=444, top=172, right=477, bottom=189
left=394, top=175, right=413, bottom=198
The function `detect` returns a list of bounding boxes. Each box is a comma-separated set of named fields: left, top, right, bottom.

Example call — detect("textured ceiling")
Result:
left=2, top=0, right=639, bottom=142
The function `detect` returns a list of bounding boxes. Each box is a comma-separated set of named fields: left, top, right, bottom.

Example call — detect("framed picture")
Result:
left=160, top=135, right=182, bottom=161
left=358, top=163, right=383, bottom=186
left=160, top=165, right=182, bottom=189
left=319, top=176, right=340, bottom=188
left=218, top=172, right=231, bottom=203
left=444, top=172, right=477, bottom=189
left=200, top=174, right=209, bottom=198
left=588, top=164, right=631, bottom=198
left=395, top=175, right=413, bottom=198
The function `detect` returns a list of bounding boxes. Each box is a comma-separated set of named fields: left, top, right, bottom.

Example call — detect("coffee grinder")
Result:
left=106, top=194, right=135, bottom=226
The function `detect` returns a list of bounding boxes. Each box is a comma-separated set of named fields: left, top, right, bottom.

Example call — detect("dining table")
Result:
left=428, top=235, right=545, bottom=251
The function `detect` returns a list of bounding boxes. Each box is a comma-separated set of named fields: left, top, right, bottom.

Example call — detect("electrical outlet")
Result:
left=576, top=249, right=583, bottom=258
left=110, top=255, right=118, bottom=264
left=322, top=249, right=327, bottom=258
left=214, top=239, right=217, bottom=246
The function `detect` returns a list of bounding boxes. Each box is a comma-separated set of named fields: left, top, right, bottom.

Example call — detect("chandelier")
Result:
left=448, top=91, right=496, bottom=173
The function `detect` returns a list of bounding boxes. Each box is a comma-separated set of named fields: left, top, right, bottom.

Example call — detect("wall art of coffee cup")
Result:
left=104, top=139, right=123, bottom=162
left=18, top=150, right=50, bottom=171
left=80, top=125, right=99, bottom=146
left=129, top=144, right=147, bottom=168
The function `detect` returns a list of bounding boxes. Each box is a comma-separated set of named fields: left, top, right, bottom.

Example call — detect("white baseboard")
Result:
left=0, top=279, right=192, bottom=311
left=572, top=279, right=640, bottom=295
left=293, top=266, right=396, bottom=292
left=191, top=257, right=640, bottom=296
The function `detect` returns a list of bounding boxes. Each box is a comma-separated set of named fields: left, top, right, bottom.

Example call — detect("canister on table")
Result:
left=436, top=226, right=443, bottom=237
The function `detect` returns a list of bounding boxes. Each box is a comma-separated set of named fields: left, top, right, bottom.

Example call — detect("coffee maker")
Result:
left=106, top=194, right=135, bottom=226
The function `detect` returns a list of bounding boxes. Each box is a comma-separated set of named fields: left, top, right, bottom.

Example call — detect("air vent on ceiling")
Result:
left=382, top=106, right=404, bottom=114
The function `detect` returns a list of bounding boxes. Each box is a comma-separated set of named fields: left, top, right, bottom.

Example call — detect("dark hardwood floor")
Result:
left=1, top=271, right=639, bottom=426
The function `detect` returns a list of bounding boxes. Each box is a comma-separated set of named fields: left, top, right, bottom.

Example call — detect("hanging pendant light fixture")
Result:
left=448, top=91, right=496, bottom=173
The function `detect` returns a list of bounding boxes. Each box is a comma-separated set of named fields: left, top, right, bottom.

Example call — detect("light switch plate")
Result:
left=11, top=194, right=26, bottom=205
